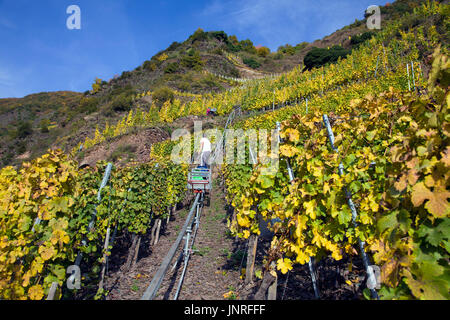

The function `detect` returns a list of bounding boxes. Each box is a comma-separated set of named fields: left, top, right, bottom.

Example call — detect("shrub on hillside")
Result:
left=190, top=28, right=208, bottom=43
left=107, top=85, right=136, bottom=112
left=156, top=53, right=169, bottom=62
left=143, top=60, right=157, bottom=71
left=295, top=42, right=309, bottom=51
left=201, top=74, right=222, bottom=90
left=16, top=121, right=33, bottom=139
left=211, top=47, right=224, bottom=55
left=39, top=119, right=51, bottom=133
left=278, top=44, right=296, bottom=55
left=177, top=81, right=191, bottom=92
left=149, top=51, right=166, bottom=67
left=277, top=42, right=308, bottom=55
left=164, top=62, right=179, bottom=73
left=243, top=57, right=261, bottom=69
left=348, top=18, right=363, bottom=28
left=79, top=96, right=99, bottom=114
left=229, top=66, right=240, bottom=78
left=380, top=0, right=412, bottom=17
left=111, top=93, right=133, bottom=112
left=240, top=39, right=257, bottom=54
left=181, top=50, right=204, bottom=70
left=2, top=151, right=13, bottom=166
left=152, top=87, right=174, bottom=108
left=227, top=42, right=242, bottom=52
left=350, top=31, right=376, bottom=47
left=91, top=77, right=103, bottom=94
left=167, top=41, right=181, bottom=51
left=119, top=71, right=132, bottom=79
left=227, top=35, right=242, bottom=52
left=210, top=31, right=228, bottom=42
left=274, top=52, right=283, bottom=60
left=400, top=13, right=428, bottom=32
left=228, top=35, right=239, bottom=45
left=16, top=141, right=26, bottom=154
left=256, top=46, right=271, bottom=57
left=303, top=45, right=351, bottom=70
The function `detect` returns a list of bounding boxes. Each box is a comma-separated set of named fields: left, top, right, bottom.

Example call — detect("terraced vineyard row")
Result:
left=0, top=149, right=187, bottom=300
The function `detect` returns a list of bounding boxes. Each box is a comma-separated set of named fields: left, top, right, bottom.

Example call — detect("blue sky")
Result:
left=0, top=0, right=390, bottom=98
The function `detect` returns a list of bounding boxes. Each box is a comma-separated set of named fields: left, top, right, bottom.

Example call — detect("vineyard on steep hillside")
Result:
left=224, top=47, right=449, bottom=299
left=75, top=1, right=447, bottom=153
left=0, top=150, right=187, bottom=299
left=0, top=0, right=448, bottom=301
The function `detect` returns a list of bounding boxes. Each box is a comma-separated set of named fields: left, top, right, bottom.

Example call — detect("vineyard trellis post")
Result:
left=267, top=261, right=278, bottom=300
left=322, top=114, right=379, bottom=300
left=245, top=234, right=258, bottom=284
left=411, top=61, right=416, bottom=91
left=98, top=185, right=133, bottom=293
left=246, top=134, right=259, bottom=285
left=375, top=56, right=379, bottom=78
left=407, top=63, right=411, bottom=91
left=98, top=227, right=110, bottom=291
left=31, top=216, right=41, bottom=233
left=67, top=162, right=113, bottom=286
left=273, top=89, right=275, bottom=111
left=276, top=121, right=321, bottom=299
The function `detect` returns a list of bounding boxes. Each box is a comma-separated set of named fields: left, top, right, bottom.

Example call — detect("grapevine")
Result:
left=224, top=47, right=449, bottom=300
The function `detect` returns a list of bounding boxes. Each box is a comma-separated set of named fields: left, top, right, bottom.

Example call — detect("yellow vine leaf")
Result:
left=22, top=271, right=32, bottom=287
left=381, top=259, right=399, bottom=287
left=295, top=215, right=308, bottom=238
left=30, top=257, right=44, bottom=275
left=303, top=200, right=316, bottom=219
left=28, top=284, right=44, bottom=300
left=411, top=182, right=450, bottom=218
left=277, top=258, right=293, bottom=274
left=50, top=229, right=70, bottom=246
left=237, top=214, right=251, bottom=228
left=280, top=144, right=298, bottom=158
left=283, top=128, right=300, bottom=143
left=323, top=182, right=331, bottom=194
left=294, top=250, right=310, bottom=265
left=38, top=245, right=56, bottom=261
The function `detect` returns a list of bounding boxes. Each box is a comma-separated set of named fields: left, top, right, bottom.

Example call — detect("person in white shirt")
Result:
left=199, top=133, right=212, bottom=168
